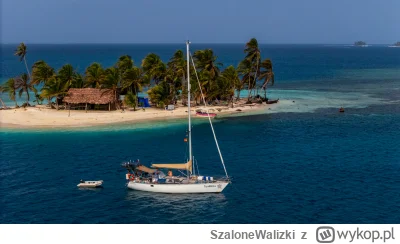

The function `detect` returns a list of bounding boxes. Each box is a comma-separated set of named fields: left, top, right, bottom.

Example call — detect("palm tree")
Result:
left=258, top=59, right=275, bottom=100
left=57, top=64, right=76, bottom=91
left=1, top=78, right=18, bottom=107
left=0, top=86, right=5, bottom=108
left=192, top=49, right=222, bottom=103
left=220, top=65, right=240, bottom=105
left=167, top=50, right=186, bottom=104
left=243, top=38, right=261, bottom=99
left=40, top=77, right=66, bottom=109
left=122, top=67, right=146, bottom=95
left=123, top=91, right=137, bottom=111
left=116, top=55, right=134, bottom=74
left=101, top=67, right=121, bottom=108
left=147, top=81, right=170, bottom=108
left=208, top=74, right=235, bottom=108
left=72, top=73, right=85, bottom=88
left=14, top=43, right=31, bottom=79
left=193, top=49, right=222, bottom=80
left=142, top=53, right=166, bottom=85
left=85, top=63, right=104, bottom=88
left=14, top=73, right=37, bottom=105
left=31, top=60, right=55, bottom=86
left=238, top=59, right=255, bottom=102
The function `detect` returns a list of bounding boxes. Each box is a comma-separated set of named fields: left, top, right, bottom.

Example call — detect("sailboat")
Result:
left=122, top=41, right=230, bottom=193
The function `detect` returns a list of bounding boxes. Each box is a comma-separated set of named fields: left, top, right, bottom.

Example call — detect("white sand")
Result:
left=1, top=88, right=384, bottom=129
left=0, top=101, right=280, bottom=129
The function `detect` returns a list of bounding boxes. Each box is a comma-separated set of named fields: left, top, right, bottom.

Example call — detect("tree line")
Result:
left=0, top=38, right=274, bottom=110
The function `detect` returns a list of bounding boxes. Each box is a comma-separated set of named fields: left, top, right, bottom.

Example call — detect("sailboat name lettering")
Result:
left=204, top=185, right=217, bottom=188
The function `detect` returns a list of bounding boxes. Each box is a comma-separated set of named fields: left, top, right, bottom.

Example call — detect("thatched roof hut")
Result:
left=63, top=88, right=117, bottom=111
left=63, top=88, right=115, bottom=104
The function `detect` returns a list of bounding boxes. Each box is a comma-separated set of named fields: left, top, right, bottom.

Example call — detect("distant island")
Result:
left=354, top=41, right=367, bottom=47
left=394, top=42, right=400, bottom=47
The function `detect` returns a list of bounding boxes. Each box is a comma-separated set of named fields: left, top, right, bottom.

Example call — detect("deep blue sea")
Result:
left=1, top=44, right=400, bottom=223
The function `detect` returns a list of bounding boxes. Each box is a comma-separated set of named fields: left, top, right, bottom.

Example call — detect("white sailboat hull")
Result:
left=127, top=181, right=229, bottom=193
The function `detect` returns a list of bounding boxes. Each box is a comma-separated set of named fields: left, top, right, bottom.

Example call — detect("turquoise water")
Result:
left=1, top=44, right=400, bottom=223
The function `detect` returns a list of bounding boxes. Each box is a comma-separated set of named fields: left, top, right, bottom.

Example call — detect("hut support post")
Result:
left=85, top=103, right=87, bottom=113
left=68, top=104, right=71, bottom=117
left=109, top=102, right=111, bottom=111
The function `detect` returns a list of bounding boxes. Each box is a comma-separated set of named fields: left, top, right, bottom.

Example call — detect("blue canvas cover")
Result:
left=137, top=97, right=150, bottom=107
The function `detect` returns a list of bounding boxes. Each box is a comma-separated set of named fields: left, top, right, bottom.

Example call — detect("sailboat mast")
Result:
left=186, top=41, right=193, bottom=171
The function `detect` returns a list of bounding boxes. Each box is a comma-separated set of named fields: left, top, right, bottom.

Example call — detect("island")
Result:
left=354, top=41, right=367, bottom=47
left=0, top=38, right=284, bottom=129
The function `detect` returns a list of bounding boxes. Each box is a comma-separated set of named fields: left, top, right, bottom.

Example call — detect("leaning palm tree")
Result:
left=101, top=67, right=121, bottom=109
left=14, top=73, right=37, bottom=105
left=258, top=59, right=275, bottom=100
left=85, top=63, right=104, bottom=88
left=123, top=91, right=137, bottom=111
left=31, top=60, right=55, bottom=86
left=14, top=43, right=31, bottom=79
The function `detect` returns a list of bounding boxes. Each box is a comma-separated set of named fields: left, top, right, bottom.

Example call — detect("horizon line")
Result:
left=1, top=42, right=398, bottom=45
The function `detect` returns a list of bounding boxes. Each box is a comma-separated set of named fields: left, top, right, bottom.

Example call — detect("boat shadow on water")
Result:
left=77, top=187, right=104, bottom=191
left=125, top=189, right=227, bottom=201
left=124, top=190, right=228, bottom=223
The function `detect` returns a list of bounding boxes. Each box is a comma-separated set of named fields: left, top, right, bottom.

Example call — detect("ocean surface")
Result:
left=1, top=44, right=400, bottom=223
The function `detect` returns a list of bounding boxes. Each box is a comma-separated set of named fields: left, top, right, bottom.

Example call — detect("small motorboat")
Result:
left=77, top=180, right=103, bottom=188
left=196, top=111, right=217, bottom=118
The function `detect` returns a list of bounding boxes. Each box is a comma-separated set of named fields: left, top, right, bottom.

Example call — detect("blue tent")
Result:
left=137, top=97, right=150, bottom=107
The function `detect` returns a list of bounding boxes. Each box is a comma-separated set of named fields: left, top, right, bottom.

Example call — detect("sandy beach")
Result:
left=0, top=101, right=286, bottom=129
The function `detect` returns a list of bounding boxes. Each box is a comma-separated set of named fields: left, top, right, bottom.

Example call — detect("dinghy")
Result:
left=77, top=180, right=103, bottom=188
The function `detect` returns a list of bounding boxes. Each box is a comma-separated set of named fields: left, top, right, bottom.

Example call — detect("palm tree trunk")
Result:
left=0, top=97, right=6, bottom=108
left=264, top=87, right=267, bottom=101
left=24, top=57, right=31, bottom=79
left=26, top=90, right=30, bottom=104
left=247, top=76, right=252, bottom=101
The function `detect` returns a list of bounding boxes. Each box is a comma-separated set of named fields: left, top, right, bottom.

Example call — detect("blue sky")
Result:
left=1, top=0, right=399, bottom=44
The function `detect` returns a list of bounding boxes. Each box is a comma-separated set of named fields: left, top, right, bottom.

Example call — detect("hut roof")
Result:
left=63, top=88, right=115, bottom=104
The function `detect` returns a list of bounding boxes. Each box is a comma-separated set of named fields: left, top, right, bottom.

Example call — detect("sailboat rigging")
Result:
left=121, top=41, right=231, bottom=193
